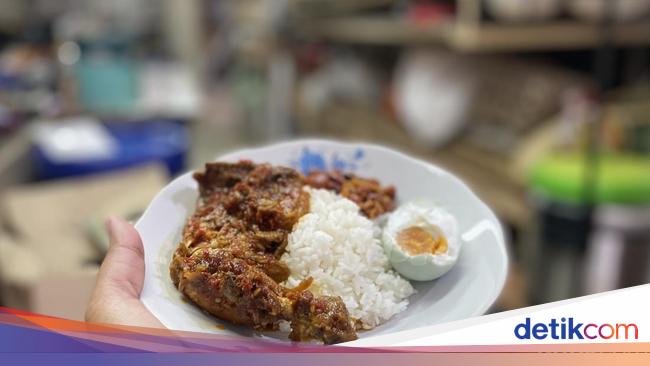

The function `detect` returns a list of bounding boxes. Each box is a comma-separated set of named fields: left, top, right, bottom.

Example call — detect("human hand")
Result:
left=85, top=217, right=164, bottom=328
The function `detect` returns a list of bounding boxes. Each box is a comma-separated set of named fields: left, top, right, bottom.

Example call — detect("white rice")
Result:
left=281, top=187, right=415, bottom=329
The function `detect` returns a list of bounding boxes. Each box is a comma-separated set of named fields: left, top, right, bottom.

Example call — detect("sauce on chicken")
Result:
left=170, top=161, right=358, bottom=344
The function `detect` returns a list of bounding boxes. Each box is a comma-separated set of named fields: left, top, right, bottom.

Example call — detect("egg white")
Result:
left=382, top=202, right=461, bottom=281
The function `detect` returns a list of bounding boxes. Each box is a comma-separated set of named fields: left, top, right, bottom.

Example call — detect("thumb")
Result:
left=97, top=216, right=146, bottom=298
left=86, top=216, right=164, bottom=328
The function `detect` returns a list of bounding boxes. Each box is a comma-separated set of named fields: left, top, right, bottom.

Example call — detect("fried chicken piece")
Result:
left=177, top=248, right=356, bottom=344
left=170, top=161, right=357, bottom=344
left=170, top=197, right=291, bottom=283
left=177, top=248, right=292, bottom=329
left=289, top=290, right=359, bottom=344
left=172, top=162, right=307, bottom=283
left=304, top=170, right=396, bottom=218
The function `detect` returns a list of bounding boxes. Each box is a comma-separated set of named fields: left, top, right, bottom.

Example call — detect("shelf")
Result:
left=297, top=16, right=449, bottom=45
left=297, top=16, right=650, bottom=51
left=292, top=0, right=397, bottom=17
left=449, top=21, right=650, bottom=52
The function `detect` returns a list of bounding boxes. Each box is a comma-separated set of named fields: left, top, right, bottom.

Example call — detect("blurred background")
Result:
left=0, top=0, right=649, bottom=321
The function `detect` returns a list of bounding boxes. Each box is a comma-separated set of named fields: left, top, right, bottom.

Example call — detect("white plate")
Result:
left=138, top=139, right=508, bottom=344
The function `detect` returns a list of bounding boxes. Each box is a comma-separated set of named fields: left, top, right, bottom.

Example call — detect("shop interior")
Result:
left=0, top=0, right=649, bottom=321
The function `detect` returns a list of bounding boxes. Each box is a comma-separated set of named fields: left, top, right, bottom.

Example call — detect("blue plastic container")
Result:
left=32, top=119, right=188, bottom=180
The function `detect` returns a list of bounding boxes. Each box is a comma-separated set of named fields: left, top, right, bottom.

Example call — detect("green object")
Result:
left=76, top=58, right=137, bottom=114
left=530, top=153, right=650, bottom=205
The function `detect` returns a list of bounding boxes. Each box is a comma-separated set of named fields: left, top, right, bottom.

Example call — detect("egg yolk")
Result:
left=396, top=226, right=447, bottom=256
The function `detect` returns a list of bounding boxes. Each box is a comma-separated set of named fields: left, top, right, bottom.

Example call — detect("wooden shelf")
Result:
left=297, top=15, right=650, bottom=51
left=292, top=0, right=397, bottom=17
left=449, top=21, right=650, bottom=52
left=298, top=16, right=448, bottom=45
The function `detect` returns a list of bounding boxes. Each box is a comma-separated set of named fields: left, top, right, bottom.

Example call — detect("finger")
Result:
left=97, top=216, right=145, bottom=298
left=87, top=217, right=164, bottom=328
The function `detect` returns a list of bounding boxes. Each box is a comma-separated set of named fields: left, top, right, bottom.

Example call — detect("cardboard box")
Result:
left=0, top=164, right=167, bottom=320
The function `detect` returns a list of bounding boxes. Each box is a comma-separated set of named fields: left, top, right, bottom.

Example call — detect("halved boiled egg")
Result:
left=382, top=202, right=460, bottom=281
